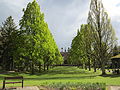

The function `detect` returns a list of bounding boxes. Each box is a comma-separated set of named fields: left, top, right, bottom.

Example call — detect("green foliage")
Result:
left=68, top=24, right=93, bottom=70
left=17, top=0, right=63, bottom=73
left=68, top=0, right=117, bottom=74
left=0, top=0, right=63, bottom=73
left=0, top=16, right=18, bottom=70
left=68, top=27, right=84, bottom=65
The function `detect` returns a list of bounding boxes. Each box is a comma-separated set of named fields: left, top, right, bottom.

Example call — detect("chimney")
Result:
left=61, top=48, right=63, bottom=52
left=65, top=48, right=66, bottom=52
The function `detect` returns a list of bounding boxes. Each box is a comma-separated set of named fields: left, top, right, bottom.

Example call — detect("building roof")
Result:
left=111, top=54, right=120, bottom=59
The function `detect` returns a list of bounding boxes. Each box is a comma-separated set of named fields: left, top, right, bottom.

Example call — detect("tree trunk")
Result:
left=31, top=62, right=34, bottom=74
left=39, top=63, right=41, bottom=72
left=93, top=59, right=96, bottom=72
left=94, top=67, right=96, bottom=72
left=81, top=64, right=84, bottom=69
left=2, top=57, right=6, bottom=70
left=12, top=60, right=14, bottom=71
left=85, top=64, right=87, bottom=70
left=88, top=58, right=91, bottom=71
left=101, top=63, right=106, bottom=75
left=17, top=65, right=20, bottom=72
left=47, top=65, right=49, bottom=70
left=44, top=63, right=46, bottom=71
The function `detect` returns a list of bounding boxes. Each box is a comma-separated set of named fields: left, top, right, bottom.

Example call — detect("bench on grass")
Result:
left=3, top=76, right=23, bottom=89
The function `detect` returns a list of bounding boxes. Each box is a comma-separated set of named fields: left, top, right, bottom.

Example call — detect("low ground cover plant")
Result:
left=44, top=82, right=106, bottom=90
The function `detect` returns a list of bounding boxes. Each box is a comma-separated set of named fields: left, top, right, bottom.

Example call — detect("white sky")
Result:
left=0, top=0, right=120, bottom=50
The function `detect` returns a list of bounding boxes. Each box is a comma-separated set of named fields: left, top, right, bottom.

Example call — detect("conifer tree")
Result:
left=68, top=24, right=93, bottom=70
left=19, top=0, right=63, bottom=73
left=68, top=25, right=86, bottom=67
left=0, top=16, right=18, bottom=70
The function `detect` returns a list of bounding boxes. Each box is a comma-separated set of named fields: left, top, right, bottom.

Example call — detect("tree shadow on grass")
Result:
left=0, top=72, right=19, bottom=75
left=99, top=74, right=120, bottom=78
left=39, top=70, right=89, bottom=75
left=0, top=72, right=23, bottom=80
left=34, top=69, right=94, bottom=76
left=0, top=76, right=4, bottom=80
left=0, top=66, right=98, bottom=81
left=24, top=75, right=97, bottom=81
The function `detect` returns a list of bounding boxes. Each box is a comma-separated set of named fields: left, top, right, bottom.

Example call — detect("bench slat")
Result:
left=5, top=81, right=22, bottom=84
left=4, top=76, right=23, bottom=80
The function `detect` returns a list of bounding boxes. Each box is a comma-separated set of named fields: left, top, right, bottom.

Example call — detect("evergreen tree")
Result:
left=0, top=16, right=18, bottom=70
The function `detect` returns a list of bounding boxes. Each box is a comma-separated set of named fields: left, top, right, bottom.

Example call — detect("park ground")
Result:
left=0, top=66, right=120, bottom=89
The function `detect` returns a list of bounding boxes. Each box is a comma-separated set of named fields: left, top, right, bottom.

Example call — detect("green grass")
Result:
left=0, top=66, right=120, bottom=88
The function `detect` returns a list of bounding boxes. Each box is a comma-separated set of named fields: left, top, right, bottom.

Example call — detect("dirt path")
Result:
left=108, top=86, right=120, bottom=90
left=1, top=86, right=120, bottom=90
left=0, top=86, right=40, bottom=90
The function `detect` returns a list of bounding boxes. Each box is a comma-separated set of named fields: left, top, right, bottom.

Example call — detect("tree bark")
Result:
left=101, top=63, right=106, bottom=75
left=17, top=65, right=19, bottom=72
left=39, top=63, right=41, bottom=72
left=85, top=64, right=87, bottom=70
left=44, top=63, right=46, bottom=71
left=47, top=65, right=49, bottom=70
left=88, top=58, right=91, bottom=71
left=31, top=62, right=34, bottom=74
left=81, top=64, right=84, bottom=69
left=93, top=59, right=96, bottom=72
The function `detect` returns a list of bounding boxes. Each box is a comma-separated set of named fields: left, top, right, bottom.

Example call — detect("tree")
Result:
left=68, top=25, right=87, bottom=68
left=19, top=0, right=63, bottom=73
left=88, top=0, right=116, bottom=75
left=82, top=24, right=93, bottom=71
left=68, top=24, right=94, bottom=71
left=0, top=16, right=18, bottom=70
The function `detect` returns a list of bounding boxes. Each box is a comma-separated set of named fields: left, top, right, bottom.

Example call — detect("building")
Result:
left=60, top=48, right=69, bottom=64
left=111, top=54, right=120, bottom=69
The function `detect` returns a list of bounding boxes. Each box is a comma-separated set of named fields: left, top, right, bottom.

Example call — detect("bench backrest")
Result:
left=4, top=76, right=23, bottom=80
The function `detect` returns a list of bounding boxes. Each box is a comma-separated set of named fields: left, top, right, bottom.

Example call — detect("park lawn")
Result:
left=0, top=66, right=120, bottom=88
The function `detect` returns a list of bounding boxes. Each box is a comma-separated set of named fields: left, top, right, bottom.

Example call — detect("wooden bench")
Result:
left=3, top=76, right=23, bottom=89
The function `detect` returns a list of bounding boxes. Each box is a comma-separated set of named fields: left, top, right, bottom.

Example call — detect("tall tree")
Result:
left=82, top=24, right=93, bottom=71
left=88, top=0, right=116, bottom=75
left=0, top=16, right=18, bottom=70
left=68, top=25, right=87, bottom=67
left=68, top=24, right=94, bottom=70
left=19, top=0, right=63, bottom=73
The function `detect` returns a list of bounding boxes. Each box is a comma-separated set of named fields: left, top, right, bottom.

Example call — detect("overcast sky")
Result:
left=0, top=0, right=120, bottom=50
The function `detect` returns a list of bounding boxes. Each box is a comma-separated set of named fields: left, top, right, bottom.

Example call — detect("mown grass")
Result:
left=0, top=66, right=120, bottom=88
